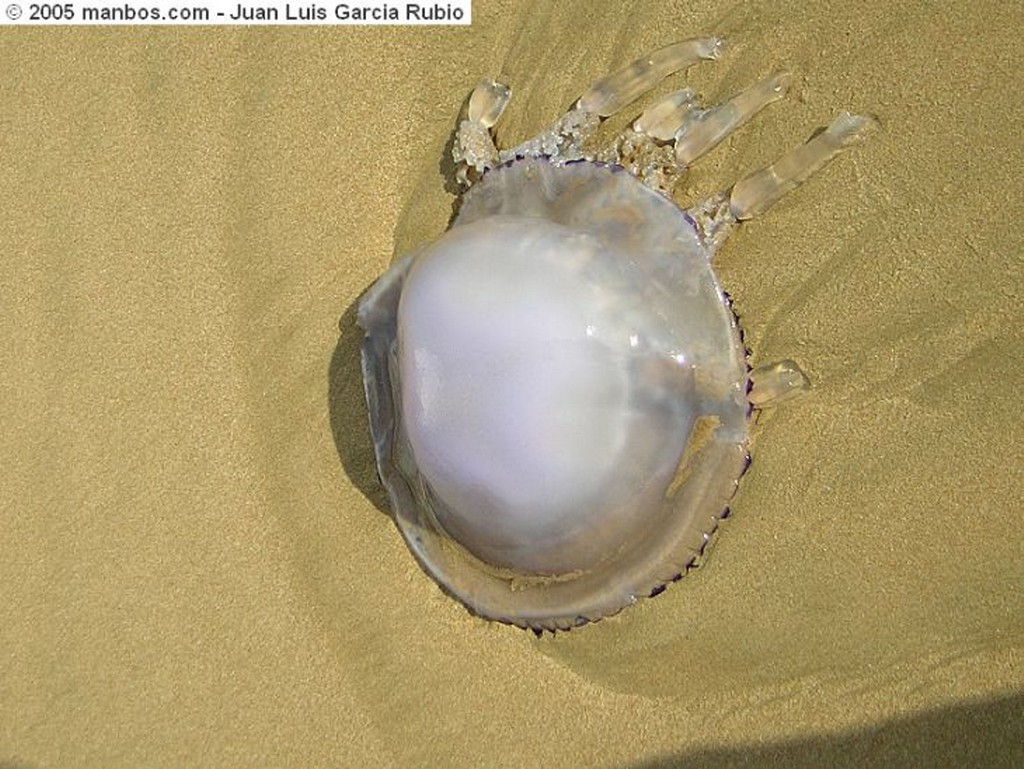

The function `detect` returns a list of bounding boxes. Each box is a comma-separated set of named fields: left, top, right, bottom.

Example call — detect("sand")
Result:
left=1, top=1, right=1022, bottom=766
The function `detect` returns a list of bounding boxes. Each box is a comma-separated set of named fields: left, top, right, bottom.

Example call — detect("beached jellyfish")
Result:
left=357, top=38, right=874, bottom=630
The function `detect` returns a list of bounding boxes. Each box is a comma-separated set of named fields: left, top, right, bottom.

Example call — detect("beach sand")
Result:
left=1, top=1, right=1022, bottom=766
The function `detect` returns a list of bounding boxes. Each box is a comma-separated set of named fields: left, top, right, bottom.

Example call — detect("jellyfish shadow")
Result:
left=327, top=298, right=389, bottom=516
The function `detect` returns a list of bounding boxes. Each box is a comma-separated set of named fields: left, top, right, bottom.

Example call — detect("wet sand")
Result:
left=1, top=1, right=1022, bottom=766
